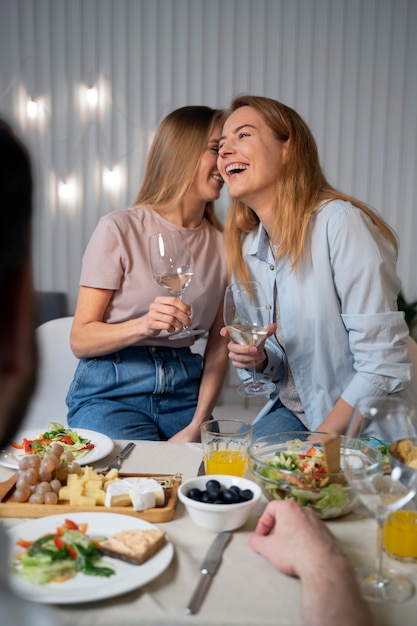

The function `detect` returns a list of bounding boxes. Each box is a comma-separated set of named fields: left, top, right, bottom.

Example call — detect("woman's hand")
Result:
left=168, top=421, right=202, bottom=443
left=220, top=323, right=276, bottom=369
left=71, top=286, right=192, bottom=358
left=146, top=295, right=191, bottom=335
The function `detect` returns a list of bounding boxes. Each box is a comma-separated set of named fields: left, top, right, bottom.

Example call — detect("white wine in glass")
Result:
left=149, top=231, right=203, bottom=339
left=342, top=396, right=417, bottom=603
left=224, top=281, right=276, bottom=397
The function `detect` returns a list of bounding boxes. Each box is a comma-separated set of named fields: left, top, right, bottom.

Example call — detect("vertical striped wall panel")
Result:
left=0, top=0, right=416, bottom=313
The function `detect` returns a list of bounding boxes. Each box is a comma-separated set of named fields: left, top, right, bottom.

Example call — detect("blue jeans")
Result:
left=252, top=399, right=308, bottom=439
left=66, top=346, right=203, bottom=440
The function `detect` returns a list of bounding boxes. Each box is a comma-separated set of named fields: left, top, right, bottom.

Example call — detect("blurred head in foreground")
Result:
left=0, top=120, right=37, bottom=447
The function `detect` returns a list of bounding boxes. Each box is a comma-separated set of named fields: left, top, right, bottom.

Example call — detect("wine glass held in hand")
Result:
left=342, top=396, right=417, bottom=603
left=149, top=231, right=204, bottom=339
left=224, top=281, right=276, bottom=397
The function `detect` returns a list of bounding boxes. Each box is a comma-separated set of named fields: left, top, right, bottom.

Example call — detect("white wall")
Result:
left=1, top=0, right=416, bottom=313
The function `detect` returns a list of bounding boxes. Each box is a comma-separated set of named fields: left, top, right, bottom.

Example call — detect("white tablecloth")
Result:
left=1, top=441, right=417, bottom=625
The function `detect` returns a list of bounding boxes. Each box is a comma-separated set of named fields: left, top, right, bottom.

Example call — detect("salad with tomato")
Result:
left=12, top=518, right=115, bottom=585
left=268, top=442, right=331, bottom=488
left=10, top=422, right=95, bottom=459
left=254, top=439, right=355, bottom=519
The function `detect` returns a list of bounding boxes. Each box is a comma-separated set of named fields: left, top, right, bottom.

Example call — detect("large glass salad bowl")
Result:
left=248, top=431, right=366, bottom=520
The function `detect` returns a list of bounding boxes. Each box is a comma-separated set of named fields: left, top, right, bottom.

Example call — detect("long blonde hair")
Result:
left=134, top=105, right=226, bottom=230
left=224, top=95, right=397, bottom=282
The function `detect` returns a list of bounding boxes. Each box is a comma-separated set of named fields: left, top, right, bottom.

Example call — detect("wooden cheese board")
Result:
left=0, top=472, right=182, bottom=522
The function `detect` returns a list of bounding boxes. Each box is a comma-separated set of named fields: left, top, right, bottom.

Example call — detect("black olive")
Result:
left=187, top=488, right=203, bottom=501
left=206, top=487, right=221, bottom=501
left=239, top=489, right=254, bottom=501
left=205, top=479, right=221, bottom=490
left=222, top=489, right=240, bottom=503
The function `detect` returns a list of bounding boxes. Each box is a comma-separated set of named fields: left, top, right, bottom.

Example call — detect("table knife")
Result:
left=98, top=442, right=136, bottom=472
left=185, top=531, right=232, bottom=615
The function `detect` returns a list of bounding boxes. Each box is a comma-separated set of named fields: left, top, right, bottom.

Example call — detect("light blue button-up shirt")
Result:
left=236, top=200, right=415, bottom=431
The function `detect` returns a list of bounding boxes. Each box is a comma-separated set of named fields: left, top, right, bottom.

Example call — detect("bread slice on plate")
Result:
left=99, top=528, right=166, bottom=565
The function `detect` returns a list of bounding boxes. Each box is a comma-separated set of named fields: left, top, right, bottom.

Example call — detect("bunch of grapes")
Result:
left=12, top=443, right=82, bottom=504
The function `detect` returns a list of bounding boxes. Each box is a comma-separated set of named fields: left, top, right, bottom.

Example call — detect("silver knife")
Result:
left=100, top=442, right=136, bottom=472
left=185, top=531, right=232, bottom=615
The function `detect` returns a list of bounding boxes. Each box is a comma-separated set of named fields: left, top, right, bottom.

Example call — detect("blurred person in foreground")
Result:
left=0, top=120, right=56, bottom=624
left=247, top=500, right=373, bottom=626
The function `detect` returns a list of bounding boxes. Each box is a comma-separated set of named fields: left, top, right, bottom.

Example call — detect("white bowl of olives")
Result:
left=178, top=474, right=262, bottom=532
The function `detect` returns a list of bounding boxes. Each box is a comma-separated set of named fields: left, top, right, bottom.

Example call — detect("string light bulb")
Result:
left=86, top=86, right=99, bottom=108
left=103, top=166, right=122, bottom=191
left=58, top=178, right=77, bottom=204
left=26, top=99, right=39, bottom=119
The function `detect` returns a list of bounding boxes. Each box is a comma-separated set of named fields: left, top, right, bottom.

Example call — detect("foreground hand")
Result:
left=247, top=500, right=343, bottom=578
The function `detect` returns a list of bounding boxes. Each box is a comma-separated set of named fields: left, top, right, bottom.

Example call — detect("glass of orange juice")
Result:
left=384, top=500, right=417, bottom=562
left=200, top=419, right=253, bottom=477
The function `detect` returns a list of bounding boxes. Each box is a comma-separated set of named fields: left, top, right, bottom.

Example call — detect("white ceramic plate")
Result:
left=7, top=512, right=174, bottom=603
left=0, top=428, right=114, bottom=469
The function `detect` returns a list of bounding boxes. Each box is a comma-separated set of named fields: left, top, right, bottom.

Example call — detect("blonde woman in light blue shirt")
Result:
left=218, top=95, right=416, bottom=438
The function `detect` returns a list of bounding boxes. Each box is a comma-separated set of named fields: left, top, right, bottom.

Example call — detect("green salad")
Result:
left=256, top=439, right=352, bottom=519
left=12, top=518, right=114, bottom=585
left=11, top=422, right=95, bottom=459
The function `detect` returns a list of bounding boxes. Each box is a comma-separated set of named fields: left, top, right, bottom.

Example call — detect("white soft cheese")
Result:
left=104, top=478, right=164, bottom=510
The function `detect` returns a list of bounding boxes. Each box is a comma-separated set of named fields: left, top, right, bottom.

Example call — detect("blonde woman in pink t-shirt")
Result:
left=66, top=106, right=229, bottom=441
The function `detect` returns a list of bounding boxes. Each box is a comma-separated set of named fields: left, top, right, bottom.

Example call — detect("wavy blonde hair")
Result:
left=224, top=95, right=397, bottom=282
left=134, top=105, right=227, bottom=231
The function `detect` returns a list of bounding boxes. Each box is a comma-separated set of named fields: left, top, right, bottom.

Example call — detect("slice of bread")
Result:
left=99, top=528, right=166, bottom=565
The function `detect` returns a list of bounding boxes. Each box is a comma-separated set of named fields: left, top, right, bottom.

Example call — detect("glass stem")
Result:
left=251, top=364, right=257, bottom=386
left=175, top=290, right=189, bottom=333
left=375, top=515, right=386, bottom=583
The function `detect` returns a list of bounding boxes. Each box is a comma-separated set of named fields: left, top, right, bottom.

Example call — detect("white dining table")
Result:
left=1, top=440, right=417, bottom=626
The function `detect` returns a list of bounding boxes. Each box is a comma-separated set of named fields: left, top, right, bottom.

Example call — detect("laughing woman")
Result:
left=217, top=95, right=416, bottom=438
left=66, top=106, right=228, bottom=441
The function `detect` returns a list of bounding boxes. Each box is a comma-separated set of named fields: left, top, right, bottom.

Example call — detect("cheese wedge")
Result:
left=104, top=478, right=165, bottom=510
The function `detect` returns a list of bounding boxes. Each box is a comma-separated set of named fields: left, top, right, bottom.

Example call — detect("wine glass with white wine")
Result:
left=342, top=396, right=417, bottom=603
left=149, top=231, right=203, bottom=339
left=224, top=281, right=276, bottom=397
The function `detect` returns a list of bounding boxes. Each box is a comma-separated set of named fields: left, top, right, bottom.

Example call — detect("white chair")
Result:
left=24, top=317, right=78, bottom=430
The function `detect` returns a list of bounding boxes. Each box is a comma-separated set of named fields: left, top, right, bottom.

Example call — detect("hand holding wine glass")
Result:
left=149, top=231, right=203, bottom=339
left=342, top=396, right=417, bottom=603
left=223, top=281, right=276, bottom=397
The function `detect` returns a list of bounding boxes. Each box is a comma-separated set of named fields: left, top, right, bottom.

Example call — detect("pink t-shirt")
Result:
left=79, top=206, right=227, bottom=347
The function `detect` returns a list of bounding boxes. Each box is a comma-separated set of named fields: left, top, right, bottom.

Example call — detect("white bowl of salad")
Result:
left=248, top=432, right=360, bottom=519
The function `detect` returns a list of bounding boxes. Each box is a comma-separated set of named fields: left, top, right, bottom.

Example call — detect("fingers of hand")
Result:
left=149, top=300, right=190, bottom=330
left=227, top=342, right=260, bottom=368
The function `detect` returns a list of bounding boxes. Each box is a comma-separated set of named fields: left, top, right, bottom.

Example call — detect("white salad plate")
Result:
left=7, top=512, right=174, bottom=603
left=0, top=428, right=114, bottom=469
